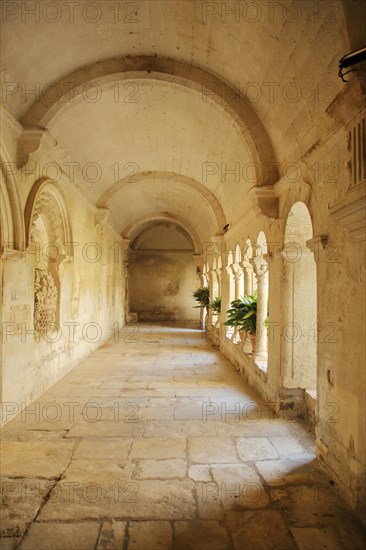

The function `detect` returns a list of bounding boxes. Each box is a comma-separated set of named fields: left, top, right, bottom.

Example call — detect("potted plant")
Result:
left=240, top=294, right=257, bottom=350
left=209, top=296, right=221, bottom=315
left=224, top=293, right=257, bottom=350
left=193, top=286, right=210, bottom=319
left=209, top=296, right=221, bottom=329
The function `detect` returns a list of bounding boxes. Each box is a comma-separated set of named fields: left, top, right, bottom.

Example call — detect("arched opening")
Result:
left=25, top=180, right=74, bottom=341
left=282, top=202, right=317, bottom=395
left=128, top=221, right=200, bottom=324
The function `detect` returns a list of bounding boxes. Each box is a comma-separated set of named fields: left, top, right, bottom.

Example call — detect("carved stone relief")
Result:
left=34, top=268, right=58, bottom=335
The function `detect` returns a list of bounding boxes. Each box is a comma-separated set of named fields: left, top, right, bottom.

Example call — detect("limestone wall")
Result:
left=0, top=110, right=126, bottom=424
left=128, top=224, right=201, bottom=322
left=129, top=251, right=200, bottom=322
left=204, top=78, right=366, bottom=520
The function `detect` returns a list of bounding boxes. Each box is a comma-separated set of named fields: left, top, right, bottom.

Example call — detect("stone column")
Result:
left=242, top=263, right=253, bottom=295
left=253, top=263, right=269, bottom=361
left=233, top=267, right=243, bottom=299
left=121, top=238, right=131, bottom=323
left=232, top=267, right=244, bottom=344
left=206, top=270, right=214, bottom=331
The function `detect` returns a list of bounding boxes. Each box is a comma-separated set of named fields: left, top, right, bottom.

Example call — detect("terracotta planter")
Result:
left=248, top=332, right=256, bottom=352
left=239, top=330, right=246, bottom=342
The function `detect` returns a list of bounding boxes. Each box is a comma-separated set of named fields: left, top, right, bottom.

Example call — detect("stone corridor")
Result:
left=1, top=324, right=365, bottom=549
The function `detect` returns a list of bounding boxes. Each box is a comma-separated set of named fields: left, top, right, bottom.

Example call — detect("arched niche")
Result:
left=24, top=179, right=73, bottom=338
left=25, top=178, right=73, bottom=259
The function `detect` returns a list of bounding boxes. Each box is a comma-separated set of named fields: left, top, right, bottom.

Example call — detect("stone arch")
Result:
left=96, top=171, right=227, bottom=235
left=282, top=201, right=317, bottom=393
left=24, top=179, right=74, bottom=338
left=24, top=178, right=73, bottom=259
left=132, top=221, right=194, bottom=251
left=20, top=56, right=278, bottom=186
left=0, top=143, right=25, bottom=251
left=121, top=212, right=201, bottom=255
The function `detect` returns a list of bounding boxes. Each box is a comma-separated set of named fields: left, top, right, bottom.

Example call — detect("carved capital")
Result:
left=94, top=208, right=110, bottom=228
left=248, top=185, right=279, bottom=219
left=120, top=238, right=131, bottom=251
left=17, top=128, right=57, bottom=169
left=306, top=235, right=328, bottom=253
left=250, top=257, right=268, bottom=278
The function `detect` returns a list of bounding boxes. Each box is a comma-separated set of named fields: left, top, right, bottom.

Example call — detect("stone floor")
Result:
left=1, top=323, right=365, bottom=549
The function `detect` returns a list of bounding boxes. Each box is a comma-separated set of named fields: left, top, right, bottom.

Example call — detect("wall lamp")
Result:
left=338, top=46, right=366, bottom=82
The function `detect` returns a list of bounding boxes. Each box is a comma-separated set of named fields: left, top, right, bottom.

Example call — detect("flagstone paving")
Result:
left=1, top=323, right=365, bottom=549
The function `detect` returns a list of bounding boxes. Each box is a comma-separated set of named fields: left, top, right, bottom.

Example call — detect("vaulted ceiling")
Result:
left=1, top=0, right=352, bottom=247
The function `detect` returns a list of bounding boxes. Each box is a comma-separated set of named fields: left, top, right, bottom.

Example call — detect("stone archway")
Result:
left=282, top=201, right=317, bottom=394
left=24, top=179, right=74, bottom=338
left=0, top=143, right=25, bottom=252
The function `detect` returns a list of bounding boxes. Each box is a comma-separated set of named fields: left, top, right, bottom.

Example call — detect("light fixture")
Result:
left=338, top=46, right=366, bottom=82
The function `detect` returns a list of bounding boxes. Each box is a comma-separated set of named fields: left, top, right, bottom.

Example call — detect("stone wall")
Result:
left=0, top=110, right=126, bottom=424
left=203, top=76, right=366, bottom=521
left=128, top=224, right=201, bottom=322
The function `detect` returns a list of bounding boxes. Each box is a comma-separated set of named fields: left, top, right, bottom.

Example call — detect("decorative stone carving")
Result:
left=25, top=179, right=74, bottom=261
left=31, top=192, right=64, bottom=245
left=34, top=268, right=58, bottom=336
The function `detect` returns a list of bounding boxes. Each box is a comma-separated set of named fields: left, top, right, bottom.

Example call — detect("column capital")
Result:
left=306, top=235, right=328, bottom=253
left=120, top=238, right=131, bottom=250
left=250, top=257, right=268, bottom=278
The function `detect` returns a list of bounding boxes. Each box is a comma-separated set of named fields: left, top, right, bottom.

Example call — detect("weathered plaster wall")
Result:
left=0, top=111, right=126, bottom=424
left=129, top=224, right=200, bottom=322
left=129, top=251, right=200, bottom=322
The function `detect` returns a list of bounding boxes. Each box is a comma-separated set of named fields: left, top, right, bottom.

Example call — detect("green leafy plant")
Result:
left=224, top=293, right=257, bottom=333
left=240, top=294, right=257, bottom=334
left=193, top=286, right=210, bottom=309
left=209, top=296, right=221, bottom=315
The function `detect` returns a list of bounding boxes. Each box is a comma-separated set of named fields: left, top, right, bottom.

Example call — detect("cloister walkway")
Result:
left=1, top=323, right=365, bottom=549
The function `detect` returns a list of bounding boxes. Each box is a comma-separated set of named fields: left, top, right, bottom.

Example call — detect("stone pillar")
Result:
left=233, top=267, right=243, bottom=299
left=242, top=264, right=253, bottom=295
left=121, top=238, right=131, bottom=323
left=231, top=267, right=243, bottom=344
left=253, top=263, right=269, bottom=361
left=207, top=270, right=214, bottom=330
